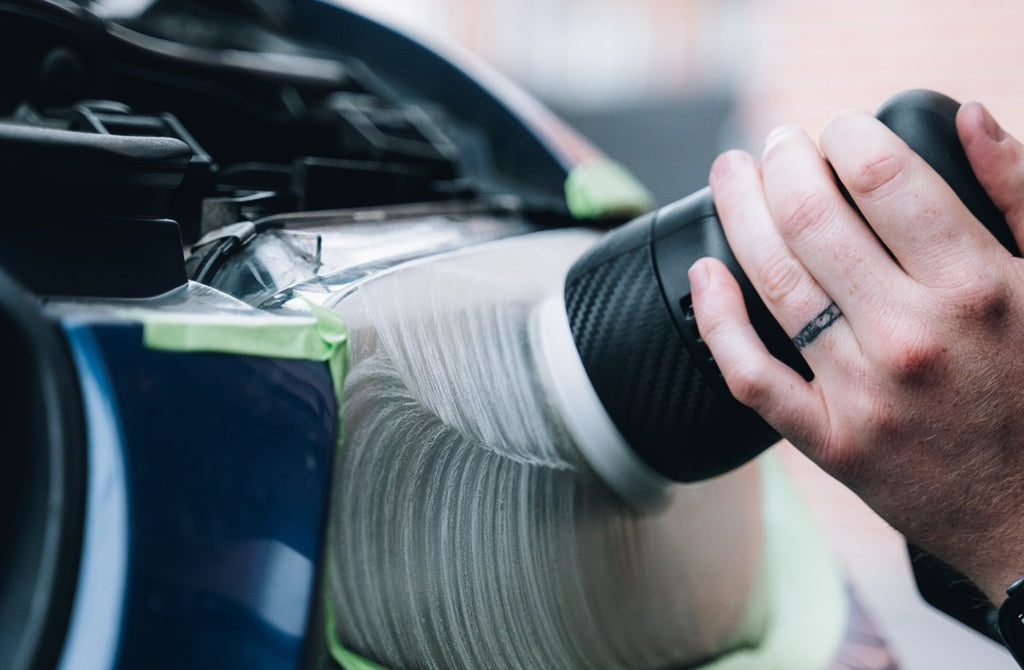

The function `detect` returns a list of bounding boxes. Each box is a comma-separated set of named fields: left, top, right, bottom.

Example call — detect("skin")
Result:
left=688, top=101, right=1024, bottom=606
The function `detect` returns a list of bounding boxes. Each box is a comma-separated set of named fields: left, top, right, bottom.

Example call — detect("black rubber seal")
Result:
left=0, top=266, right=86, bottom=670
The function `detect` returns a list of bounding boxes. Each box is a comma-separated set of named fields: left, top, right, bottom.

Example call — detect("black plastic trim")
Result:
left=0, top=265, right=86, bottom=670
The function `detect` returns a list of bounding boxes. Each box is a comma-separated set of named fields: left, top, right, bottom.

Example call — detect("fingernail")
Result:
left=764, top=124, right=797, bottom=151
left=972, top=101, right=1005, bottom=142
left=688, top=259, right=710, bottom=292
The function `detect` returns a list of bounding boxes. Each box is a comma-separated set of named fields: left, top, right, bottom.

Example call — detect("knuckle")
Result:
left=757, top=251, right=805, bottom=306
left=723, top=362, right=771, bottom=410
left=950, top=274, right=1012, bottom=324
left=845, top=152, right=907, bottom=199
left=777, top=189, right=837, bottom=238
left=877, top=330, right=947, bottom=384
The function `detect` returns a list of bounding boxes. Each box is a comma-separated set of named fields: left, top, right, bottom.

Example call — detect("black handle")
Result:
left=564, top=89, right=1013, bottom=482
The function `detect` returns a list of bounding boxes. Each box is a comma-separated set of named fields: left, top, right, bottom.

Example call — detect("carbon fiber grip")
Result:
left=564, top=89, right=1014, bottom=484
left=564, top=211, right=779, bottom=482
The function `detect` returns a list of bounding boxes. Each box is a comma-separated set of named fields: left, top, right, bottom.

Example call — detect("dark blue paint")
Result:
left=63, top=322, right=338, bottom=670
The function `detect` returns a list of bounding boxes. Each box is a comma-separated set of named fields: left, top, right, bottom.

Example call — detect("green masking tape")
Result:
left=564, top=158, right=655, bottom=220
left=700, top=453, right=848, bottom=670
left=142, top=300, right=368, bottom=667
left=141, top=300, right=348, bottom=417
left=325, top=594, right=387, bottom=670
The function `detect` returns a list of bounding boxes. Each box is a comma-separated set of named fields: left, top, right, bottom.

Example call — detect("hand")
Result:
left=688, top=101, right=1024, bottom=604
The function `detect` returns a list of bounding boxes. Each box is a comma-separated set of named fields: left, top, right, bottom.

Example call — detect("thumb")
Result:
left=957, top=100, right=1024, bottom=251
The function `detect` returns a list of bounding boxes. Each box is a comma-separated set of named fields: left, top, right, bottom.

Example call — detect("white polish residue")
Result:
left=326, top=230, right=765, bottom=669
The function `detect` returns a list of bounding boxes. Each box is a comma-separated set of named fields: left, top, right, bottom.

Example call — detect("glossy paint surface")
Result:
left=59, top=322, right=337, bottom=670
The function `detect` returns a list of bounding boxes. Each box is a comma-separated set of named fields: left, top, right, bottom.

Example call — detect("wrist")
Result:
left=963, top=545, right=1024, bottom=608
left=932, top=517, right=1024, bottom=607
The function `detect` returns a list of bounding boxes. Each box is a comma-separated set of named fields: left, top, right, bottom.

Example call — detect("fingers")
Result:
left=708, top=148, right=839, bottom=343
left=821, top=110, right=1009, bottom=286
left=709, top=131, right=901, bottom=361
left=695, top=103, right=1024, bottom=459
left=687, top=256, right=826, bottom=441
left=758, top=125, right=904, bottom=330
left=957, top=101, right=1024, bottom=251
left=691, top=102, right=1024, bottom=581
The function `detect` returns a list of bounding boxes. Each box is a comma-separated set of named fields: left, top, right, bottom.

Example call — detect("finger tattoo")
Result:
left=791, top=301, right=843, bottom=349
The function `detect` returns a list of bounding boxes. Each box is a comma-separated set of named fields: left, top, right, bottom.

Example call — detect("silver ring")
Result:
left=791, top=301, right=843, bottom=349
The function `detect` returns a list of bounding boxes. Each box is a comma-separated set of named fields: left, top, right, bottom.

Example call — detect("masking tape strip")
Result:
left=564, top=158, right=655, bottom=220
left=142, top=301, right=348, bottom=412
left=141, top=302, right=378, bottom=669
left=700, top=453, right=848, bottom=670
left=325, top=593, right=387, bottom=670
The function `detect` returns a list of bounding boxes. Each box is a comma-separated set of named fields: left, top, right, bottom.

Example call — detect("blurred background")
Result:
left=342, top=0, right=1024, bottom=208
left=335, top=1, right=1024, bottom=668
